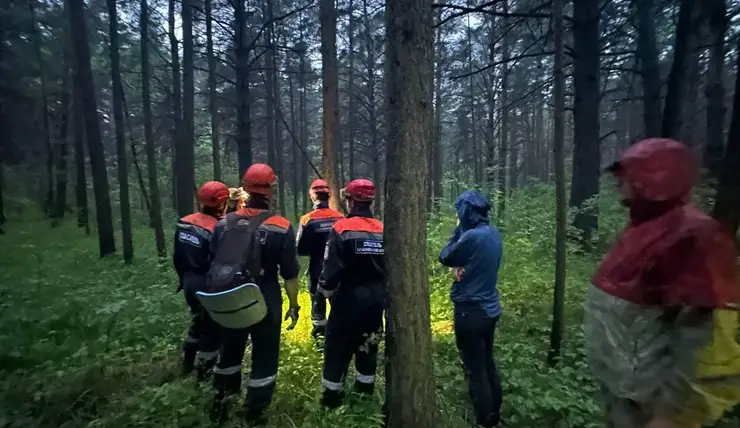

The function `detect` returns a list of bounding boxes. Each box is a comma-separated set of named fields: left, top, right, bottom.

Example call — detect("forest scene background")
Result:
left=1, top=0, right=740, bottom=427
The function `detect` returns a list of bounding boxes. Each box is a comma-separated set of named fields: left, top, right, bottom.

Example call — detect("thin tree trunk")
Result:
left=712, top=35, right=740, bottom=235
left=635, top=0, right=662, bottom=138
left=69, top=0, right=116, bottom=257
left=141, top=0, right=167, bottom=258
left=264, top=0, right=277, bottom=171
left=704, top=0, right=727, bottom=176
left=432, top=8, right=444, bottom=204
left=178, top=0, right=196, bottom=217
left=320, top=0, right=341, bottom=210
left=497, top=0, right=509, bottom=221
left=347, top=0, right=356, bottom=180
left=384, top=0, right=436, bottom=424
left=485, top=15, right=496, bottom=194
left=289, top=70, right=299, bottom=219
left=108, top=0, right=133, bottom=264
left=548, top=0, right=567, bottom=367
left=206, top=0, right=221, bottom=181
left=236, top=0, right=252, bottom=177
left=169, top=0, right=183, bottom=210
left=570, top=0, right=601, bottom=246
left=662, top=0, right=697, bottom=139
left=298, top=44, right=309, bottom=211
left=53, top=50, right=72, bottom=224
left=72, top=86, right=89, bottom=233
left=29, top=0, right=54, bottom=215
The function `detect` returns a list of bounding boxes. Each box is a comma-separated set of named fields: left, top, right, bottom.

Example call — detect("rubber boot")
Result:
left=181, top=346, right=197, bottom=376
left=244, top=408, right=268, bottom=427
left=353, top=381, right=374, bottom=396
left=196, top=358, right=217, bottom=383
left=320, top=389, right=344, bottom=409
left=209, top=394, right=230, bottom=424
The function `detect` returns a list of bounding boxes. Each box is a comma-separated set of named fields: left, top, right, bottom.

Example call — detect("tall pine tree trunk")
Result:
left=712, top=34, right=740, bottom=235
left=235, top=0, right=252, bottom=177
left=298, top=43, right=309, bottom=211
left=264, top=0, right=277, bottom=170
left=570, top=0, right=601, bottom=246
left=704, top=0, right=727, bottom=176
left=141, top=0, right=167, bottom=258
left=319, top=0, right=341, bottom=210
left=206, top=0, right=221, bottom=181
left=72, top=86, right=88, bottom=233
left=635, top=0, right=662, bottom=138
left=662, top=0, right=696, bottom=138
left=108, top=0, right=133, bottom=264
left=69, top=0, right=115, bottom=256
left=53, top=48, right=71, bottom=224
left=432, top=9, right=443, bottom=204
left=384, top=0, right=436, bottom=425
left=30, top=0, right=54, bottom=215
left=289, top=71, right=299, bottom=218
left=178, top=0, right=196, bottom=217
left=497, top=1, right=509, bottom=220
left=548, top=0, right=567, bottom=366
left=169, top=0, right=183, bottom=209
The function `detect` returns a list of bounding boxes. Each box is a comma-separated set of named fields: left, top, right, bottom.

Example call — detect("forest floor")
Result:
left=1, top=189, right=738, bottom=428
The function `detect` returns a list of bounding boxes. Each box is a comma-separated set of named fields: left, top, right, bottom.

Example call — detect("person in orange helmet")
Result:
left=296, top=179, right=344, bottom=340
left=206, top=164, right=301, bottom=426
left=318, top=179, right=386, bottom=408
left=173, top=180, right=230, bottom=378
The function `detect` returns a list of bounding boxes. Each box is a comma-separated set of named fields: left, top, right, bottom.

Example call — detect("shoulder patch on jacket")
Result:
left=180, top=212, right=218, bottom=232
left=333, top=217, right=383, bottom=235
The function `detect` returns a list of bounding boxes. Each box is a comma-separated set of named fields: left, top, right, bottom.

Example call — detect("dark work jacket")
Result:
left=210, top=205, right=300, bottom=311
left=296, top=202, right=344, bottom=292
left=173, top=212, right=219, bottom=293
left=317, top=207, right=386, bottom=306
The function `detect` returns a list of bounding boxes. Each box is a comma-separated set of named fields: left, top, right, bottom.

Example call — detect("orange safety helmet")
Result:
left=310, top=179, right=330, bottom=196
left=342, top=179, right=376, bottom=202
left=198, top=181, right=230, bottom=207
left=242, top=163, right=277, bottom=198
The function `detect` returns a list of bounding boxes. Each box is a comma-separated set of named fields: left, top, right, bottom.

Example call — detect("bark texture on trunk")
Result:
left=107, top=0, right=133, bottom=263
left=570, top=0, right=601, bottom=245
left=319, top=0, right=341, bottom=210
left=69, top=0, right=116, bottom=257
left=384, top=0, right=437, bottom=425
left=178, top=0, right=196, bottom=217
left=141, top=0, right=167, bottom=258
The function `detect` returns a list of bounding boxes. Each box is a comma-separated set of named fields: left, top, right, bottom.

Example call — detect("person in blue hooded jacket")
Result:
left=439, top=190, right=503, bottom=428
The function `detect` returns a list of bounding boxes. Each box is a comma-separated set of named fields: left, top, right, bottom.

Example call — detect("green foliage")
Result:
left=1, top=187, right=738, bottom=427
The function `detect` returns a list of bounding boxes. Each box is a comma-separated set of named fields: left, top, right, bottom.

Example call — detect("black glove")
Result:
left=284, top=305, right=300, bottom=331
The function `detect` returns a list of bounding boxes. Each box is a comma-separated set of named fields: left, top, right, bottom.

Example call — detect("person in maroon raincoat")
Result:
left=584, top=138, right=740, bottom=428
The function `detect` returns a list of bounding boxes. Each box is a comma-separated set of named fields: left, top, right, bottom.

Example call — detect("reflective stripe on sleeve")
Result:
left=312, top=319, right=328, bottom=327
left=356, top=373, right=375, bottom=384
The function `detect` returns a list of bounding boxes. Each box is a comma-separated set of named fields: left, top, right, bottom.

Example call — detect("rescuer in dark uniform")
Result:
left=173, top=181, right=230, bottom=378
left=208, top=164, right=301, bottom=426
left=296, top=179, right=344, bottom=339
left=317, top=179, right=386, bottom=408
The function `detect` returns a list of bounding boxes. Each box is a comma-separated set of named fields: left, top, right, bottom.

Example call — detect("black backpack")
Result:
left=206, top=211, right=272, bottom=292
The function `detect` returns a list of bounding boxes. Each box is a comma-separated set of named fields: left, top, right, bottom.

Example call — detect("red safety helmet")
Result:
left=310, top=179, right=330, bottom=195
left=242, top=163, right=276, bottom=198
left=198, top=181, right=230, bottom=208
left=342, top=179, right=376, bottom=202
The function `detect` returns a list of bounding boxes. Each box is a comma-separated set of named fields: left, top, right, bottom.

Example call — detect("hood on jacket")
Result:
left=454, top=190, right=491, bottom=231
left=609, top=138, right=695, bottom=204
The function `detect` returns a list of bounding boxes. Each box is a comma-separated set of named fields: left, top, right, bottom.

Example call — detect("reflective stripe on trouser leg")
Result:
left=322, top=303, right=355, bottom=391
left=244, top=309, right=282, bottom=413
left=213, top=327, right=249, bottom=396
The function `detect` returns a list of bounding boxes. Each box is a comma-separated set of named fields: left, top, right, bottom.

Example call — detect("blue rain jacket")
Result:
left=439, top=190, right=502, bottom=318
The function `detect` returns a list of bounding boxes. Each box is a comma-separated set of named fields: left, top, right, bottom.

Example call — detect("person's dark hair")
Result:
left=246, top=193, right=270, bottom=210
left=315, top=192, right=330, bottom=202
left=201, top=205, right=223, bottom=218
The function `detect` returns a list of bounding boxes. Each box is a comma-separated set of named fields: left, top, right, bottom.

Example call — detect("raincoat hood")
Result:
left=455, top=191, right=491, bottom=232
left=611, top=138, right=695, bottom=204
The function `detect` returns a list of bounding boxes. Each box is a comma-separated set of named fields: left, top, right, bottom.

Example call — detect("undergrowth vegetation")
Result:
left=1, top=185, right=738, bottom=428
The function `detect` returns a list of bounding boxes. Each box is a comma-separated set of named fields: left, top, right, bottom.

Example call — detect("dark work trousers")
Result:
left=182, top=290, right=220, bottom=378
left=453, top=306, right=502, bottom=427
left=321, top=285, right=384, bottom=408
left=211, top=305, right=281, bottom=423
left=310, top=276, right=328, bottom=337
